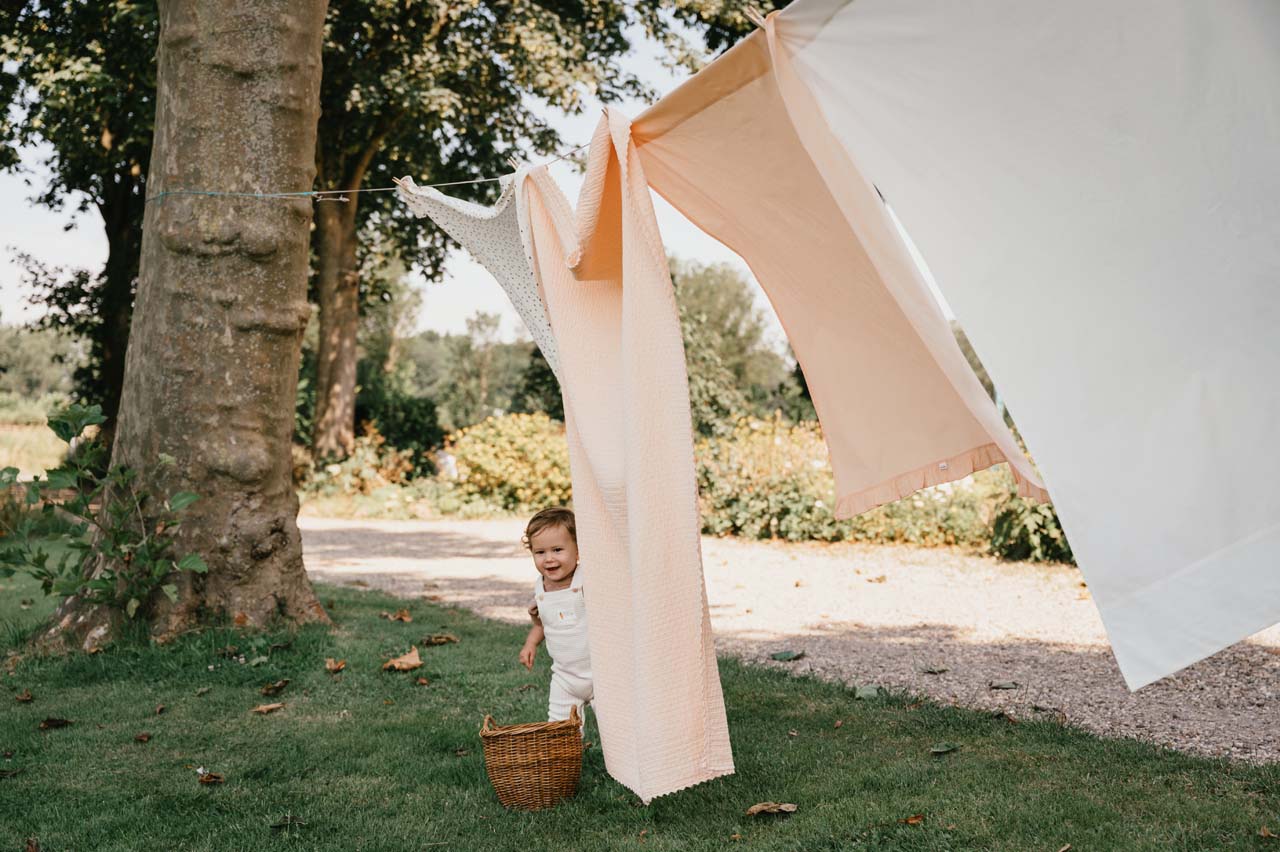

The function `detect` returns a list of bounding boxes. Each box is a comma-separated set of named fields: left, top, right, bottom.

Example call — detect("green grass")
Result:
left=1, top=575, right=1278, bottom=852
left=0, top=424, right=65, bottom=479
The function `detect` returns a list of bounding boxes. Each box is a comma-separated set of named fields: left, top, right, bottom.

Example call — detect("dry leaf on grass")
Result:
left=416, top=677, right=430, bottom=686
left=1056, top=845, right=1073, bottom=852
left=383, top=646, right=422, bottom=671
left=324, top=658, right=346, bottom=673
left=38, top=718, right=71, bottom=731
left=1261, top=827, right=1277, bottom=839
left=454, top=748, right=469, bottom=757
left=380, top=609, right=413, bottom=623
left=833, top=720, right=844, bottom=729
left=155, top=704, right=165, bottom=715
left=517, top=684, right=535, bottom=692
left=421, top=633, right=459, bottom=646
left=251, top=702, right=285, bottom=715
left=899, top=814, right=925, bottom=826
left=746, top=802, right=798, bottom=816
left=787, top=730, right=798, bottom=738
left=24, top=838, right=39, bottom=852
left=134, top=732, right=151, bottom=743
left=15, top=689, right=32, bottom=703
left=930, top=742, right=960, bottom=756
left=194, top=687, right=212, bottom=697
left=233, top=612, right=249, bottom=627
left=260, top=679, right=290, bottom=696
left=197, top=770, right=224, bottom=785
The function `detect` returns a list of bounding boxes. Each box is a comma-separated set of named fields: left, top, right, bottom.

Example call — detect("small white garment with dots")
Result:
left=397, top=172, right=562, bottom=384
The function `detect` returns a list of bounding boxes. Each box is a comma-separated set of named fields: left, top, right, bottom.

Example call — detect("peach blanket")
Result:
left=519, top=111, right=735, bottom=803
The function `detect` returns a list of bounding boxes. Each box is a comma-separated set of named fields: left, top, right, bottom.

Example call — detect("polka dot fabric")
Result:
left=397, top=174, right=563, bottom=384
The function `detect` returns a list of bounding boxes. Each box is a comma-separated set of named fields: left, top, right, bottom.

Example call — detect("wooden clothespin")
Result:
left=506, top=155, right=522, bottom=171
left=744, top=6, right=768, bottom=28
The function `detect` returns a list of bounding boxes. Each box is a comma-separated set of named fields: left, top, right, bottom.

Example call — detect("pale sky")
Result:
left=0, top=29, right=786, bottom=350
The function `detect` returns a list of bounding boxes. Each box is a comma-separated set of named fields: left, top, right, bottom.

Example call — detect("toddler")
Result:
left=518, top=507, right=592, bottom=723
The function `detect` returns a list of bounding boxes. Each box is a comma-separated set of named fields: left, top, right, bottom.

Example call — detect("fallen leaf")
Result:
left=19, top=598, right=32, bottom=610
left=15, top=689, right=32, bottom=703
left=899, top=814, right=925, bottom=826
left=248, top=656, right=269, bottom=667
left=195, top=686, right=212, bottom=697
left=746, top=802, right=798, bottom=816
left=1057, top=846, right=1073, bottom=852
left=324, top=658, right=346, bottom=673
left=24, top=838, right=39, bottom=852
left=348, top=579, right=369, bottom=588
left=325, top=599, right=336, bottom=610
left=730, top=834, right=742, bottom=842
left=989, top=681, right=1019, bottom=690
left=517, top=683, right=535, bottom=692
left=854, top=685, right=883, bottom=700
left=793, top=580, right=804, bottom=588
left=216, top=645, right=240, bottom=659
left=416, top=677, right=430, bottom=686
left=260, top=679, right=290, bottom=696
left=833, top=720, right=844, bottom=729
left=993, top=711, right=1019, bottom=724
left=155, top=704, right=166, bottom=715
left=770, top=650, right=805, bottom=662
left=454, top=748, right=469, bottom=757
left=422, top=633, right=459, bottom=646
left=233, top=612, right=248, bottom=627
left=383, top=646, right=422, bottom=671
left=380, top=609, right=413, bottom=623
left=2, top=750, right=13, bottom=759
left=251, top=702, right=285, bottom=715
left=639, top=828, right=649, bottom=841
left=38, top=718, right=71, bottom=731
left=85, top=647, right=103, bottom=655
left=134, top=732, right=151, bottom=743
left=198, top=771, right=224, bottom=785
left=1261, top=827, right=1277, bottom=839
left=787, top=730, right=798, bottom=738
left=425, top=594, right=444, bottom=602
left=930, top=742, right=960, bottom=756
left=384, top=699, right=395, bottom=705
left=867, top=575, right=887, bottom=583
left=905, top=701, right=924, bottom=711
left=920, top=666, right=949, bottom=675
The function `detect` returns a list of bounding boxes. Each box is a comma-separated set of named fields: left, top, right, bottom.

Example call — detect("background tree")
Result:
left=0, top=2, right=158, bottom=443
left=43, top=0, right=331, bottom=647
left=307, top=0, right=770, bottom=459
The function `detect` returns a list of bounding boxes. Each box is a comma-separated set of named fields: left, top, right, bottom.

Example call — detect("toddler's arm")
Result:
left=520, top=622, right=544, bottom=670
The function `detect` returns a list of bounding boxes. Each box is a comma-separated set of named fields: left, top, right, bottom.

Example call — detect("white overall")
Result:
left=535, top=570, right=593, bottom=723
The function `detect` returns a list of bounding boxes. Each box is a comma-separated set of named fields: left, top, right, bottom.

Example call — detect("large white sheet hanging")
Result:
left=769, top=0, right=1280, bottom=688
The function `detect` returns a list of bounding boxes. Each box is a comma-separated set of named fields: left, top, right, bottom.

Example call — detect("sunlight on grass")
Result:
left=0, top=424, right=65, bottom=478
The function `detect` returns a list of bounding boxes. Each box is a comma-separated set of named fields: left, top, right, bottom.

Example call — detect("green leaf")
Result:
left=854, top=685, right=883, bottom=701
left=770, top=650, right=805, bottom=662
left=176, top=553, right=208, bottom=574
left=158, top=453, right=177, bottom=467
left=126, top=598, right=140, bottom=618
left=0, top=467, right=18, bottom=487
left=930, top=743, right=960, bottom=756
left=161, top=584, right=178, bottom=602
left=45, top=469, right=77, bottom=490
left=166, top=491, right=200, bottom=513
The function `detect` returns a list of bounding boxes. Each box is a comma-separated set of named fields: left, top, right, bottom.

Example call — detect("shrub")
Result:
left=990, top=494, right=1074, bottom=563
left=446, top=413, right=571, bottom=513
left=299, top=424, right=415, bottom=497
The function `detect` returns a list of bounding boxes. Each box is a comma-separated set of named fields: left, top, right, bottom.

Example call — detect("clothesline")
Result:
left=143, top=142, right=588, bottom=206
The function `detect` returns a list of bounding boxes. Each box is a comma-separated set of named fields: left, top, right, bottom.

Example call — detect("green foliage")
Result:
left=300, top=424, right=417, bottom=498
left=0, top=404, right=208, bottom=618
left=354, top=361, right=442, bottom=477
left=446, top=413, right=571, bottom=513
left=511, top=347, right=564, bottom=422
left=990, top=494, right=1075, bottom=564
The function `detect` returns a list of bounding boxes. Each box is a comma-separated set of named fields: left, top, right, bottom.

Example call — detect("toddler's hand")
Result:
left=519, top=644, right=536, bottom=671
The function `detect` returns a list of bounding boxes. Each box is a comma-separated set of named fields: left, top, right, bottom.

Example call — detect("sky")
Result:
left=0, top=26, right=787, bottom=350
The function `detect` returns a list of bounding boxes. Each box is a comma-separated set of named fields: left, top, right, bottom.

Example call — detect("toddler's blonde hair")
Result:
left=523, top=506, right=576, bottom=549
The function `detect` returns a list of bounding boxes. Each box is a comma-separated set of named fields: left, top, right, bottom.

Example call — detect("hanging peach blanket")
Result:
left=519, top=111, right=735, bottom=803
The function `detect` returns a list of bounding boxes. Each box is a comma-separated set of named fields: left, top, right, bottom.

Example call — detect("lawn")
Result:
left=2, top=573, right=1278, bottom=851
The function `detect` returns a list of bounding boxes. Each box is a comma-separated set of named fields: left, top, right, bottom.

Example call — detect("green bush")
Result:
left=446, top=413, right=571, bottom=513
left=990, top=494, right=1074, bottom=563
left=299, top=425, right=416, bottom=497
left=354, top=359, right=442, bottom=476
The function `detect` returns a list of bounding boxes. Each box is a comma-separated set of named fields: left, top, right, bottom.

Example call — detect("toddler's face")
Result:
left=529, top=524, right=579, bottom=587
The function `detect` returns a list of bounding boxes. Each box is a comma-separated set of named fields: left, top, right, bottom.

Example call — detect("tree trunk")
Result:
left=311, top=203, right=359, bottom=458
left=94, top=175, right=145, bottom=449
left=43, top=0, right=331, bottom=649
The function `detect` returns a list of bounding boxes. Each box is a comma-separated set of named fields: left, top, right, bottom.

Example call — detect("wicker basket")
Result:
left=480, top=705, right=582, bottom=810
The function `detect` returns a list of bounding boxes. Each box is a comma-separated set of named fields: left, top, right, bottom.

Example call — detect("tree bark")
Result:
left=43, top=0, right=331, bottom=649
left=311, top=201, right=359, bottom=458
left=94, top=173, right=145, bottom=448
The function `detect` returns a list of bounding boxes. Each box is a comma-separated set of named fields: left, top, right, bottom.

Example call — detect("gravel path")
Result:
left=300, top=515, right=1280, bottom=764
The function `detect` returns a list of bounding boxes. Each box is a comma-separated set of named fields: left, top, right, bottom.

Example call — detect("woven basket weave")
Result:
left=480, top=705, right=582, bottom=810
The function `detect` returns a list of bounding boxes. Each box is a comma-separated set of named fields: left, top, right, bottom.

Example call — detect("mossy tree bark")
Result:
left=44, top=0, right=331, bottom=649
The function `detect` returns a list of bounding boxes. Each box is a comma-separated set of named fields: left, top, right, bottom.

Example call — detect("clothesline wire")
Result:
left=143, top=141, right=589, bottom=206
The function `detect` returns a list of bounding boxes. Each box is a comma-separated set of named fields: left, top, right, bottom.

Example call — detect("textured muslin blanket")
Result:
left=397, top=173, right=562, bottom=383
left=520, top=111, right=734, bottom=802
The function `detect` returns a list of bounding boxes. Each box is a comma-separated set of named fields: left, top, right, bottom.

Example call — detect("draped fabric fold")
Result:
left=761, top=0, right=1280, bottom=688
left=632, top=27, right=1046, bottom=521
left=521, top=111, right=734, bottom=802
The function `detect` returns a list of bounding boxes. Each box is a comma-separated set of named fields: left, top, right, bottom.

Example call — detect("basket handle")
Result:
left=481, top=714, right=496, bottom=733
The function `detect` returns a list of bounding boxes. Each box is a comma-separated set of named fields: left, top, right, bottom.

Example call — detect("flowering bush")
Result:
left=446, top=413, right=572, bottom=513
